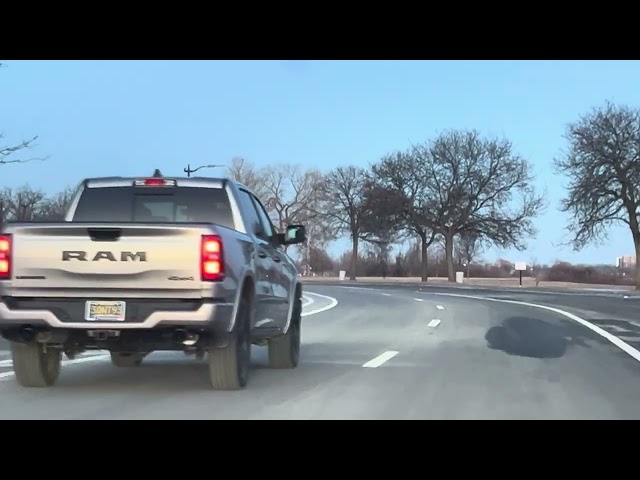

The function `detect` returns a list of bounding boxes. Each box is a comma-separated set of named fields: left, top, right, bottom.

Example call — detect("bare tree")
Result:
left=371, top=150, right=439, bottom=281
left=0, top=185, right=46, bottom=221
left=260, top=164, right=330, bottom=275
left=300, top=217, right=337, bottom=275
left=317, top=166, right=368, bottom=280
left=35, top=185, right=78, bottom=221
left=555, top=101, right=640, bottom=290
left=227, top=158, right=335, bottom=275
left=415, top=130, right=545, bottom=282
left=262, top=164, right=324, bottom=231
left=308, top=245, right=335, bottom=275
left=529, top=256, right=544, bottom=287
left=455, top=229, right=483, bottom=278
left=0, top=184, right=77, bottom=225
left=359, top=179, right=407, bottom=278
left=227, top=157, right=269, bottom=200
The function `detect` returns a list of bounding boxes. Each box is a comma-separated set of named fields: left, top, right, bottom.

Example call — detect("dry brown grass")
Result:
left=301, top=275, right=636, bottom=291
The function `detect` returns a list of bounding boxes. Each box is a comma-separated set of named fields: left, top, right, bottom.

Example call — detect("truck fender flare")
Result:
left=282, top=279, right=302, bottom=334
left=226, top=267, right=256, bottom=334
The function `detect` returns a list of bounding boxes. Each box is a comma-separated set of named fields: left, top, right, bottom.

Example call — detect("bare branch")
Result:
left=227, top=157, right=270, bottom=200
left=357, top=176, right=411, bottom=278
left=261, top=164, right=327, bottom=232
left=0, top=65, right=48, bottom=166
left=455, top=230, right=482, bottom=263
left=359, top=182, right=406, bottom=243
left=0, top=134, right=48, bottom=165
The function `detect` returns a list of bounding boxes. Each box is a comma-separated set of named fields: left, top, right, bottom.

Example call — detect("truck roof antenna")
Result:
left=152, top=169, right=163, bottom=178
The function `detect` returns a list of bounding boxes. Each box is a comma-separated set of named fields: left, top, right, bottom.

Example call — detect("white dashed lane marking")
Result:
left=362, top=351, right=399, bottom=368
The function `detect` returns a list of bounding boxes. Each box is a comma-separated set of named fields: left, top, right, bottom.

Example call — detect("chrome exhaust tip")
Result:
left=183, top=333, right=199, bottom=346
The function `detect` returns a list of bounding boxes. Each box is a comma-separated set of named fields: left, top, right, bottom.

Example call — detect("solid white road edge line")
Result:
left=422, top=291, right=640, bottom=363
left=339, top=285, right=388, bottom=292
left=428, top=319, right=441, bottom=328
left=301, top=295, right=315, bottom=307
left=362, top=350, right=399, bottom=368
left=301, top=291, right=339, bottom=317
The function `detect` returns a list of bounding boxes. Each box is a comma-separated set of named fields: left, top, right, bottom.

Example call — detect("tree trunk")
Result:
left=350, top=234, right=358, bottom=281
left=445, top=233, right=455, bottom=282
left=420, top=234, right=428, bottom=282
left=630, top=218, right=640, bottom=291
left=635, top=239, right=640, bottom=291
left=466, top=262, right=470, bottom=279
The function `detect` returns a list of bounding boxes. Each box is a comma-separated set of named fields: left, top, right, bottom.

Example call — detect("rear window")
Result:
left=72, top=186, right=235, bottom=229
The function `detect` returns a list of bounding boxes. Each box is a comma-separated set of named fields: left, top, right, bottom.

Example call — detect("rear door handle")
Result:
left=273, top=256, right=281, bottom=263
left=258, top=251, right=268, bottom=259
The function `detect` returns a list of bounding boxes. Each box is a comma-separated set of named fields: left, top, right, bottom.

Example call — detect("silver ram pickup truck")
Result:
left=0, top=172, right=307, bottom=390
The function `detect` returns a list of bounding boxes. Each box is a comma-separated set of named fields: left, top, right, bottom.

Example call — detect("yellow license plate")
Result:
left=85, top=301, right=126, bottom=322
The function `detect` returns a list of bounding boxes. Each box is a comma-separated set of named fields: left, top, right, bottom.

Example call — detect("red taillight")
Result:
left=201, top=235, right=223, bottom=281
left=0, top=234, right=11, bottom=280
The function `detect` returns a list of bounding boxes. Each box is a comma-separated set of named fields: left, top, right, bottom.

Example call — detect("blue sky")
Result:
left=0, top=59, right=638, bottom=266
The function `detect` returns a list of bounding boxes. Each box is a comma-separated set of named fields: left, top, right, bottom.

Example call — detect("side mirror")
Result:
left=279, top=225, right=306, bottom=245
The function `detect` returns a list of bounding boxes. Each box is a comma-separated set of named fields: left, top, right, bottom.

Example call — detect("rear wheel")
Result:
left=268, top=290, right=302, bottom=369
left=208, top=296, right=252, bottom=390
left=110, top=352, right=146, bottom=367
left=11, top=342, right=62, bottom=388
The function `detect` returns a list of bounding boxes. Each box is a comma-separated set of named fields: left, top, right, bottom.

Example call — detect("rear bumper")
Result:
left=0, top=299, right=236, bottom=332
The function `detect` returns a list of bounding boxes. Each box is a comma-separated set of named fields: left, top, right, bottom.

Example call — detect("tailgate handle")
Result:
left=88, top=228, right=122, bottom=242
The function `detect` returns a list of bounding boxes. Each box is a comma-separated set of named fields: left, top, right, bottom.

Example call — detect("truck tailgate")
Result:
left=8, top=223, right=210, bottom=296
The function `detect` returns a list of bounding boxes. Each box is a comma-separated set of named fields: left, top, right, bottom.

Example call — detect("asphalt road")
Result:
left=0, top=284, right=640, bottom=419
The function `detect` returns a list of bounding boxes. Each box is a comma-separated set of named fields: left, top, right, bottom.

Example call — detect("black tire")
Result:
left=208, top=295, right=252, bottom=390
left=11, top=341, right=62, bottom=388
left=268, top=290, right=302, bottom=369
left=110, top=352, right=145, bottom=367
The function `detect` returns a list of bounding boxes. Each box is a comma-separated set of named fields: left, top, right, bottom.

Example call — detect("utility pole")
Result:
left=183, top=164, right=226, bottom=178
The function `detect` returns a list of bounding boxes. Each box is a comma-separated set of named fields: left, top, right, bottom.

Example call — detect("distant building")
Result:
left=616, top=255, right=636, bottom=268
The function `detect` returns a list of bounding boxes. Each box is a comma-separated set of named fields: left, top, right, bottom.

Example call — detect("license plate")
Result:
left=84, top=301, right=126, bottom=322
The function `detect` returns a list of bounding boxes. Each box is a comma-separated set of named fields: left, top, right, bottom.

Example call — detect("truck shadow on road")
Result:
left=42, top=347, right=351, bottom=393
left=485, top=316, right=594, bottom=359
